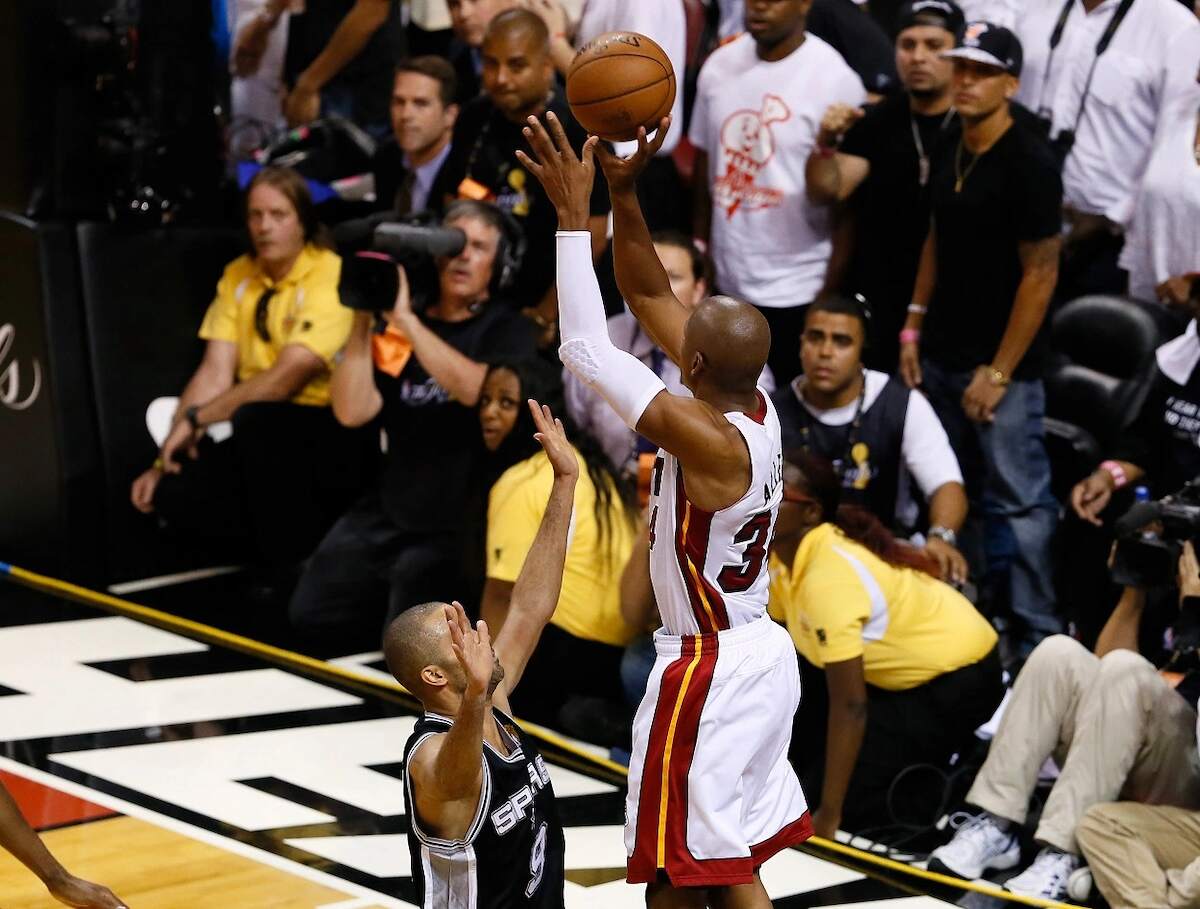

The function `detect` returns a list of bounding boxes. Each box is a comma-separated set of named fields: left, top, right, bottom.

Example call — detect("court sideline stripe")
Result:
left=0, top=562, right=628, bottom=778
left=0, top=562, right=1077, bottom=909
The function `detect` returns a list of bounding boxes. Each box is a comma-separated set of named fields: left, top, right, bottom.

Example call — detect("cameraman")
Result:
left=289, top=199, right=537, bottom=643
left=1076, top=547, right=1200, bottom=909
left=928, top=541, right=1200, bottom=902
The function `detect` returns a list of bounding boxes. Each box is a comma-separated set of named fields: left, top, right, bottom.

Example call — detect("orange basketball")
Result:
left=566, top=31, right=676, bottom=143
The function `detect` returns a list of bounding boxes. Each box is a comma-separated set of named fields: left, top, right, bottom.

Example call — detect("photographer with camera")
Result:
left=1074, top=547, right=1200, bottom=909
left=289, top=199, right=537, bottom=644
left=927, top=526, right=1200, bottom=901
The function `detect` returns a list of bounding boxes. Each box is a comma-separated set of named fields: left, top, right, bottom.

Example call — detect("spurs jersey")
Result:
left=647, top=389, right=784, bottom=636
left=403, top=708, right=565, bottom=908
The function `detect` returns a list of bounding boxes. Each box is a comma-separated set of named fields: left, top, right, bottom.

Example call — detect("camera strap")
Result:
left=1037, top=0, right=1138, bottom=139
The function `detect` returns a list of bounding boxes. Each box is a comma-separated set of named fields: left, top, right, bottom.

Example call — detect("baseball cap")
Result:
left=894, top=0, right=966, bottom=40
left=941, top=22, right=1023, bottom=76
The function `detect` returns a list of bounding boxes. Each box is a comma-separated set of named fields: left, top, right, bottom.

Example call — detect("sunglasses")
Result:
left=254, top=287, right=277, bottom=343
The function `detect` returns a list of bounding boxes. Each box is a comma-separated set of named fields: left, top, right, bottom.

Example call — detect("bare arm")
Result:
left=607, top=172, right=690, bottom=367
left=194, top=344, right=325, bottom=425
left=928, top=482, right=967, bottom=534
left=177, top=340, right=239, bottom=422
left=397, top=314, right=489, bottom=406
left=1094, top=586, right=1147, bottom=657
left=899, top=227, right=936, bottom=389
left=391, top=267, right=488, bottom=406
left=0, top=781, right=126, bottom=908
left=620, top=526, right=656, bottom=630
left=331, top=312, right=384, bottom=427
left=492, top=402, right=579, bottom=696
left=807, top=151, right=870, bottom=205
left=815, top=657, right=869, bottom=839
left=290, top=0, right=391, bottom=100
left=991, top=236, right=1060, bottom=378
left=480, top=577, right=515, bottom=636
left=805, top=104, right=869, bottom=205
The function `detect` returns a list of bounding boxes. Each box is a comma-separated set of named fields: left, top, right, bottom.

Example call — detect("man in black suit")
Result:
left=373, top=56, right=460, bottom=216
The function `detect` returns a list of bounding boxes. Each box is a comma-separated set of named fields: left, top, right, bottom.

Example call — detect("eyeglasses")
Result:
left=254, top=287, right=277, bottom=343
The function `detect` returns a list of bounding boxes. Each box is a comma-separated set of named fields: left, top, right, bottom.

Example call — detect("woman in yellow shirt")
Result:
left=769, top=452, right=1004, bottom=843
left=477, top=360, right=639, bottom=744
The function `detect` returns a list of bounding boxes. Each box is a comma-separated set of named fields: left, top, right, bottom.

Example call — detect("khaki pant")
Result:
left=965, top=635, right=1200, bottom=853
left=1077, top=803, right=1200, bottom=909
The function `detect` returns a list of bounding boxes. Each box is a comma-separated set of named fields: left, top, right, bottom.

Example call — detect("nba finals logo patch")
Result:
left=713, top=95, right=790, bottom=219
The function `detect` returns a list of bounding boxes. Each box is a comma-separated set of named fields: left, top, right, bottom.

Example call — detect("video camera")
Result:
left=1110, top=478, right=1200, bottom=590
left=337, top=217, right=467, bottom=312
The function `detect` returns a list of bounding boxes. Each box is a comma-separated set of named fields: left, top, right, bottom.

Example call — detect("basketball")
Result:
left=566, top=31, right=676, bottom=143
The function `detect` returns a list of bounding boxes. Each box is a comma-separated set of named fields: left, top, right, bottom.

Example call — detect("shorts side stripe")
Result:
left=656, top=635, right=706, bottom=868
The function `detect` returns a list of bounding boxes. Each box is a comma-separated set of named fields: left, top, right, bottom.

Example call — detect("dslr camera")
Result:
left=337, top=216, right=468, bottom=312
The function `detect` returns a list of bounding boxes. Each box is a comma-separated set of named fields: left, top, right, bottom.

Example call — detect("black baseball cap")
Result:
left=941, top=21, right=1023, bottom=76
left=894, top=0, right=966, bottom=40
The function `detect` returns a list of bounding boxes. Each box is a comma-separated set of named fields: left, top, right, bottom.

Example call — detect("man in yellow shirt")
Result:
left=482, top=418, right=637, bottom=740
left=129, top=166, right=373, bottom=575
left=768, top=452, right=1003, bottom=842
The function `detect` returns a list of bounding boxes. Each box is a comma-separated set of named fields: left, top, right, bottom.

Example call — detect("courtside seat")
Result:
left=1043, top=295, right=1160, bottom=500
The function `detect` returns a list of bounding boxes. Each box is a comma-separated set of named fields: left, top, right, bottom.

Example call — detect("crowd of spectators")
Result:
left=135, top=0, right=1200, bottom=902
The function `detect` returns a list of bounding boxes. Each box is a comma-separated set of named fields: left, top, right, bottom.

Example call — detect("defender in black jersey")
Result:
left=384, top=400, right=575, bottom=908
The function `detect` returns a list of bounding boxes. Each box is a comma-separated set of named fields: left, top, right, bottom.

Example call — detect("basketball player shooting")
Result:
left=518, top=113, right=812, bottom=908
left=383, top=400, right=575, bottom=907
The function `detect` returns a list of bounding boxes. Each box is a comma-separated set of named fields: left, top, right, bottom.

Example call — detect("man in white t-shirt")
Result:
left=1014, top=0, right=1200, bottom=300
left=690, top=0, right=866, bottom=384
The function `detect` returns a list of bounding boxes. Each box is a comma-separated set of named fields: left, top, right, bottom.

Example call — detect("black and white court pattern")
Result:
left=0, top=577, right=1015, bottom=909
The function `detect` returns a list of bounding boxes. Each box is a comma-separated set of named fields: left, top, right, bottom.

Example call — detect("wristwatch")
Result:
left=928, top=525, right=958, bottom=548
left=984, top=366, right=1010, bottom=387
left=184, top=404, right=203, bottom=431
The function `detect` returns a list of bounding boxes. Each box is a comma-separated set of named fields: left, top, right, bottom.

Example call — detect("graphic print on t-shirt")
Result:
left=714, top=95, right=791, bottom=219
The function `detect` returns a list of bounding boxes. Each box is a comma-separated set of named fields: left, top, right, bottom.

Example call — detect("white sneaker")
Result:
left=1004, top=848, right=1081, bottom=901
left=928, top=813, right=1022, bottom=880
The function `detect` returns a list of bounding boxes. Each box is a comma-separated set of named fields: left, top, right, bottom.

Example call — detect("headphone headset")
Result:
left=443, top=199, right=527, bottom=295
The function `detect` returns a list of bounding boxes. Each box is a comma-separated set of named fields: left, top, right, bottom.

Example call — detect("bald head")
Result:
left=383, top=602, right=454, bottom=695
left=484, top=8, right=549, bottom=52
left=683, top=296, right=771, bottom=393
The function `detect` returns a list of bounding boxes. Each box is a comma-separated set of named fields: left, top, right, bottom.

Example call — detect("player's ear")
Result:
left=421, top=664, right=448, bottom=689
left=690, top=350, right=705, bottom=379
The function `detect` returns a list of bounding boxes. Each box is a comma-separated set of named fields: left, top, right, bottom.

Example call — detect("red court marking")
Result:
left=0, top=770, right=117, bottom=831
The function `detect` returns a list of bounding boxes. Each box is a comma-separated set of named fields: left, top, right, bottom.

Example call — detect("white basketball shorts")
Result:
left=625, top=614, right=812, bottom=887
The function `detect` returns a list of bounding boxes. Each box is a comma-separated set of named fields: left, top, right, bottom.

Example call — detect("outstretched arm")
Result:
left=0, top=781, right=127, bottom=908
left=519, top=114, right=749, bottom=508
left=595, top=122, right=690, bottom=367
left=492, top=401, right=579, bottom=697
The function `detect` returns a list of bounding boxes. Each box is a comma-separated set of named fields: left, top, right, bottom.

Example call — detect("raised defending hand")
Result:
left=445, top=602, right=495, bottom=697
left=515, top=112, right=598, bottom=231
left=528, top=399, right=579, bottom=482
left=47, top=873, right=128, bottom=909
left=594, top=117, right=671, bottom=193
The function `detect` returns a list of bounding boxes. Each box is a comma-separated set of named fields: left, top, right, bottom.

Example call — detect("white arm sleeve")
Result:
left=556, top=231, right=666, bottom=431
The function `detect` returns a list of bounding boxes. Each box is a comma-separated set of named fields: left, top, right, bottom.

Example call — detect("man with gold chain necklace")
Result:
left=898, top=23, right=1064, bottom=665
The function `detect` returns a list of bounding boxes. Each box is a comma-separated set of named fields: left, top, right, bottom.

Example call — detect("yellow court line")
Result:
left=0, top=562, right=1080, bottom=909
left=0, top=563, right=629, bottom=778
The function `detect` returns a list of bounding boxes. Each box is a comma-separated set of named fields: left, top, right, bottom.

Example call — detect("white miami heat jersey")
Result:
left=647, top=390, right=784, bottom=636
